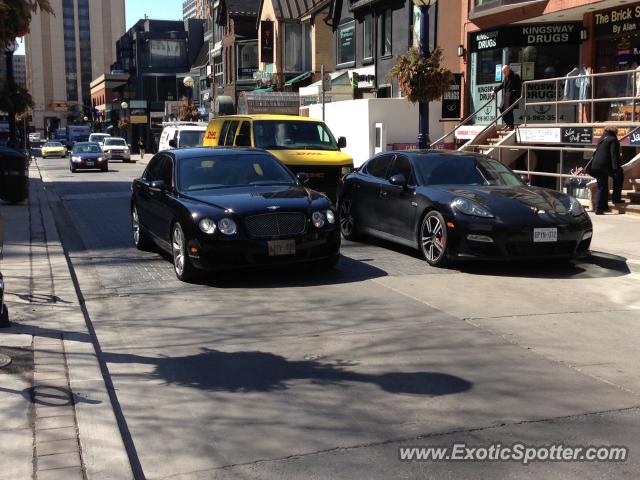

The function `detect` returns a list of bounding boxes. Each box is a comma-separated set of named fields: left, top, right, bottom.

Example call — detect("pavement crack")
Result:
left=157, top=406, right=640, bottom=478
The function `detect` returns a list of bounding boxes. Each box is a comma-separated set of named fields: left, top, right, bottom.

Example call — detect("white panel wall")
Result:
left=308, top=98, right=445, bottom=168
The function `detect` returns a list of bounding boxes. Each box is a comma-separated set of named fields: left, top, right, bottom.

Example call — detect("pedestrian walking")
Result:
left=492, top=65, right=522, bottom=130
left=590, top=127, right=623, bottom=214
left=138, top=137, right=145, bottom=161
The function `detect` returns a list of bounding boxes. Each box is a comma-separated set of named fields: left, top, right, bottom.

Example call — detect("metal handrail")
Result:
left=430, top=97, right=496, bottom=148
left=523, top=68, right=640, bottom=125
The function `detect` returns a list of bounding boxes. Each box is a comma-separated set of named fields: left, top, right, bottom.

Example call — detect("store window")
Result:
left=469, top=24, right=581, bottom=125
left=363, top=14, right=373, bottom=60
left=284, top=22, right=312, bottom=72
left=337, top=21, right=355, bottom=66
left=381, top=10, right=392, bottom=56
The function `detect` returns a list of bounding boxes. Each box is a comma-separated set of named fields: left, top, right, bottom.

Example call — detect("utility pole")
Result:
left=321, top=64, right=325, bottom=122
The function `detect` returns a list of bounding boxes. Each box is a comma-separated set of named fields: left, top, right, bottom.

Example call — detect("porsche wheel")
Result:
left=420, top=211, right=449, bottom=267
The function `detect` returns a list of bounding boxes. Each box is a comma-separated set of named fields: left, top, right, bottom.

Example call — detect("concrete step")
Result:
left=630, top=179, right=640, bottom=192
left=626, top=191, right=640, bottom=204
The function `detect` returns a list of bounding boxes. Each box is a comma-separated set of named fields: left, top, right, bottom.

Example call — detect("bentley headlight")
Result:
left=569, top=196, right=586, bottom=217
left=218, top=218, right=237, bottom=235
left=312, top=211, right=325, bottom=228
left=451, top=197, right=494, bottom=218
left=198, top=218, right=216, bottom=234
left=325, top=209, right=336, bottom=224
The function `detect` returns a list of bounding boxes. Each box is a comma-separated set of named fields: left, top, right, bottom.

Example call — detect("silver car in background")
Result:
left=102, top=137, right=131, bottom=162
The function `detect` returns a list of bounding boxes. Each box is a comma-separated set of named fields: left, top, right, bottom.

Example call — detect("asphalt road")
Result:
left=36, top=156, right=640, bottom=479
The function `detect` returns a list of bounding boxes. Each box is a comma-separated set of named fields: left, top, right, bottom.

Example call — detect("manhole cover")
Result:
left=0, top=353, right=12, bottom=368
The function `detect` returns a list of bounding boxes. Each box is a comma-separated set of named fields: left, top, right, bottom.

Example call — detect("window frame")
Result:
left=387, top=154, right=416, bottom=185
left=363, top=13, right=373, bottom=61
left=364, top=154, right=394, bottom=179
left=336, top=20, right=356, bottom=68
left=380, top=9, right=392, bottom=57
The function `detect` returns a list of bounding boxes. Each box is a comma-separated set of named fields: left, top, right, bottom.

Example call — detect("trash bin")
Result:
left=0, top=146, right=29, bottom=203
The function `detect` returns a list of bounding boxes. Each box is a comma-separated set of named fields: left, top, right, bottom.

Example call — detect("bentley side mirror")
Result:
left=337, top=136, right=347, bottom=149
left=149, top=179, right=168, bottom=192
left=389, top=173, right=408, bottom=188
left=296, top=172, right=309, bottom=185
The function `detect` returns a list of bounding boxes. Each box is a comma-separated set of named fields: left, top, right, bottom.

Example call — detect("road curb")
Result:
left=30, top=160, right=135, bottom=479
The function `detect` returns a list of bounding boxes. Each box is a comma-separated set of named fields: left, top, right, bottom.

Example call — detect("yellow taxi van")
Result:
left=202, top=114, right=353, bottom=199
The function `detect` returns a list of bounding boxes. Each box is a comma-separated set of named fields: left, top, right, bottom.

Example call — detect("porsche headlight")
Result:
left=71, top=156, right=82, bottom=162
left=325, top=209, right=336, bottom=224
left=451, top=197, right=494, bottom=218
left=312, top=211, right=325, bottom=228
left=569, top=196, right=586, bottom=217
left=218, top=218, right=237, bottom=235
left=198, top=218, right=216, bottom=234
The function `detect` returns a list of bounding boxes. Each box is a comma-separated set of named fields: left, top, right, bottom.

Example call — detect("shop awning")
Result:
left=254, top=84, right=275, bottom=92
left=284, top=71, right=312, bottom=88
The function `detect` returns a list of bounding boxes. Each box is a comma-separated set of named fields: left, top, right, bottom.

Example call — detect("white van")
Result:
left=89, top=133, right=110, bottom=145
left=158, top=122, right=207, bottom=151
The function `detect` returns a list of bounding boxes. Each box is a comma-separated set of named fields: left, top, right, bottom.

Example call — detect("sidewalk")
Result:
left=589, top=212, right=640, bottom=267
left=0, top=164, right=133, bottom=479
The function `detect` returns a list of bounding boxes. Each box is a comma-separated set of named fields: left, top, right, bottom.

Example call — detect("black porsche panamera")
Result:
left=131, top=148, right=341, bottom=281
left=338, top=151, right=593, bottom=267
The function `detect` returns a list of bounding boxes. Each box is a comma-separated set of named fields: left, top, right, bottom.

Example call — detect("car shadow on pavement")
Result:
left=102, top=348, right=472, bottom=396
left=457, top=251, right=631, bottom=279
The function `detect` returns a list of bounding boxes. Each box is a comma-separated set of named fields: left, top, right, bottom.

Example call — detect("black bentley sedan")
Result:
left=131, top=148, right=341, bottom=281
left=338, top=151, right=593, bottom=267
left=69, top=142, right=108, bottom=172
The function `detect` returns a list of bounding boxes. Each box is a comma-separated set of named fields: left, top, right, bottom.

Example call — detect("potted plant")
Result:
left=389, top=47, right=453, bottom=103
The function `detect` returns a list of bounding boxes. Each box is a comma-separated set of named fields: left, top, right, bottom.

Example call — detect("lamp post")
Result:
left=120, top=101, right=129, bottom=141
left=413, top=0, right=437, bottom=149
left=4, top=40, right=19, bottom=149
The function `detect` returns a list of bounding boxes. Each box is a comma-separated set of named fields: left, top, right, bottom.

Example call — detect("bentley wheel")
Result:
left=172, top=222, right=197, bottom=282
left=132, top=206, right=152, bottom=251
left=420, top=211, right=449, bottom=267
left=339, top=196, right=360, bottom=241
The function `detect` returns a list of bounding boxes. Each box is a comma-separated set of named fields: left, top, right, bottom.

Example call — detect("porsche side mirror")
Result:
left=149, top=179, right=168, bottom=192
left=169, top=139, right=177, bottom=148
left=389, top=173, right=408, bottom=188
left=337, top=136, right=347, bottom=149
left=296, top=172, right=309, bottom=185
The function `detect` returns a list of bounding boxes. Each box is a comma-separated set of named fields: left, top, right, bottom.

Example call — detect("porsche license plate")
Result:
left=533, top=228, right=558, bottom=243
left=86, top=161, right=94, bottom=167
left=268, top=239, right=296, bottom=256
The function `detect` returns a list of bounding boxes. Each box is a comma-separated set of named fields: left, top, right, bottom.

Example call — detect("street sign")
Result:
left=323, top=73, right=332, bottom=92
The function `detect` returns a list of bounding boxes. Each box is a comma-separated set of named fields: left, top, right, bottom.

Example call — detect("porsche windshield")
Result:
left=415, top=155, right=525, bottom=187
left=73, top=144, right=102, bottom=154
left=253, top=120, right=338, bottom=150
left=178, top=154, right=296, bottom=191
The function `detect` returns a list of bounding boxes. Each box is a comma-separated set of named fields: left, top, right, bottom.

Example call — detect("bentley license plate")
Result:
left=268, top=239, right=296, bottom=256
left=533, top=228, right=558, bottom=242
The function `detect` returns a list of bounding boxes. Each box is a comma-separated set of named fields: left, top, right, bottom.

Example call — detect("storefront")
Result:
left=469, top=22, right=583, bottom=125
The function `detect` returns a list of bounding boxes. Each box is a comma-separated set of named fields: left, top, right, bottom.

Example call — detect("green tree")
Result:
left=0, top=0, right=53, bottom=48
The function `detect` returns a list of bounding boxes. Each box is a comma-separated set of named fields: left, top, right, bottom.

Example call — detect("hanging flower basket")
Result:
left=390, top=47, right=454, bottom=104
left=179, top=102, right=200, bottom=121
left=0, top=79, right=33, bottom=114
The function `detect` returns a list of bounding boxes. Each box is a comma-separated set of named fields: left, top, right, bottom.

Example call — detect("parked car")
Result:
left=101, top=137, right=131, bottom=162
left=130, top=147, right=341, bottom=282
left=0, top=210, right=5, bottom=324
left=158, top=122, right=207, bottom=152
left=69, top=142, right=108, bottom=173
left=28, top=132, right=41, bottom=142
left=41, top=141, right=67, bottom=158
left=88, top=133, right=110, bottom=145
left=338, top=151, right=593, bottom=266
left=203, top=115, right=353, bottom=201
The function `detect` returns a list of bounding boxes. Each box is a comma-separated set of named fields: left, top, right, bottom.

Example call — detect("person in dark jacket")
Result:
left=138, top=137, right=145, bottom=160
left=492, top=65, right=522, bottom=130
left=590, top=127, right=623, bottom=214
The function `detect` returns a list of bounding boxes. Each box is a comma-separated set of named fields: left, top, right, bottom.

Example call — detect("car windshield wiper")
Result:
left=248, top=181, right=294, bottom=186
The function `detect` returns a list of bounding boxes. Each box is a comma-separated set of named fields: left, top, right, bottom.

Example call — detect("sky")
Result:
left=15, top=0, right=184, bottom=55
